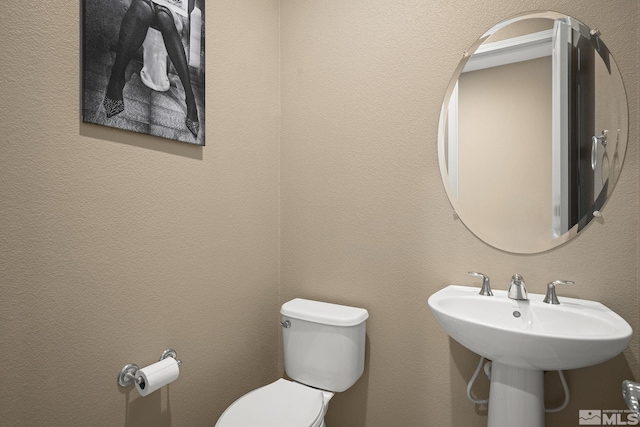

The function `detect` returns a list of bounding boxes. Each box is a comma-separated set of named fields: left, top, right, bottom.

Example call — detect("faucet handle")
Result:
left=543, top=280, right=575, bottom=304
left=469, top=272, right=493, bottom=296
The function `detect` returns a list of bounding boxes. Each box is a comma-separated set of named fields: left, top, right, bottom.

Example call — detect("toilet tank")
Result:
left=280, top=298, right=369, bottom=393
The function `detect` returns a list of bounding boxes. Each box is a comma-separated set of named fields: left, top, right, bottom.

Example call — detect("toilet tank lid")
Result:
left=281, top=298, right=369, bottom=327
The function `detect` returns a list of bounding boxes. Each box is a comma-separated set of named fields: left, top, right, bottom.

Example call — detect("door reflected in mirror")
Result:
left=438, top=12, right=628, bottom=253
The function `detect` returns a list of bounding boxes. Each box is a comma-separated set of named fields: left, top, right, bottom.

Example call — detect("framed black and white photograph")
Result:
left=82, top=0, right=205, bottom=146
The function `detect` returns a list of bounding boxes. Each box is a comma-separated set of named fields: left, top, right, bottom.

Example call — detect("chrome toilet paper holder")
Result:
left=117, top=348, right=183, bottom=388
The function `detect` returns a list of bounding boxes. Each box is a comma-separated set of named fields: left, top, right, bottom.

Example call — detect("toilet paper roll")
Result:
left=134, top=357, right=180, bottom=397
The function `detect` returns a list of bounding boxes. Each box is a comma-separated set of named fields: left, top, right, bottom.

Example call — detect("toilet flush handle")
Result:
left=280, top=320, right=291, bottom=328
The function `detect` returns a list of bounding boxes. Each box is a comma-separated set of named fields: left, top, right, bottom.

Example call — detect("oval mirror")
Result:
left=438, top=12, right=628, bottom=253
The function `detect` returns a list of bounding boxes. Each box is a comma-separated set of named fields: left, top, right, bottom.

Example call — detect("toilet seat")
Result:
left=216, top=379, right=326, bottom=427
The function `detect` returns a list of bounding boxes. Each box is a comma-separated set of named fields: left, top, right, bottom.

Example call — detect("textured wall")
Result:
left=280, top=1, right=638, bottom=426
left=0, top=1, right=281, bottom=425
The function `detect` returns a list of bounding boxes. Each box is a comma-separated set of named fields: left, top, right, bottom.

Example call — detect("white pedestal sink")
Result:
left=428, top=285, right=632, bottom=427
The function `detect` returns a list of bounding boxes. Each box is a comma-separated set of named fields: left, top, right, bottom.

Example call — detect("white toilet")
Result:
left=215, top=298, right=369, bottom=427
left=139, top=10, right=183, bottom=92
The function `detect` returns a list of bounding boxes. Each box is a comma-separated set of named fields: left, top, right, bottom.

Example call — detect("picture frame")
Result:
left=81, top=0, right=205, bottom=146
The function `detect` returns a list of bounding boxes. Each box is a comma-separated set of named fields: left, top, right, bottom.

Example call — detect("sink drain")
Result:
left=513, top=311, right=521, bottom=318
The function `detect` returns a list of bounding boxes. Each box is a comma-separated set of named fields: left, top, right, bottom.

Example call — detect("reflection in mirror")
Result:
left=438, top=12, right=628, bottom=253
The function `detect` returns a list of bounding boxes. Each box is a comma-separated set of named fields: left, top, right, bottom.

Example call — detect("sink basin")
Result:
left=428, top=285, right=632, bottom=370
left=429, top=284, right=632, bottom=427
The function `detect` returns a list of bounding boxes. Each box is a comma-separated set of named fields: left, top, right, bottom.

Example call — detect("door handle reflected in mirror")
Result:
left=592, top=130, right=608, bottom=171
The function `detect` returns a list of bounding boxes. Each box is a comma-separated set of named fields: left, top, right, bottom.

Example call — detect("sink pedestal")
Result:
left=488, top=363, right=544, bottom=427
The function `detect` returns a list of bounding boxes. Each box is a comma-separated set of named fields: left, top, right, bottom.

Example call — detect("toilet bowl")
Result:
left=216, top=379, right=333, bottom=427
left=215, top=298, right=369, bottom=427
left=140, top=10, right=183, bottom=92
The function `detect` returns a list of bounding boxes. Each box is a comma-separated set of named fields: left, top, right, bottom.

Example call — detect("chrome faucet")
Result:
left=469, top=271, right=493, bottom=296
left=507, top=274, right=528, bottom=301
left=543, top=280, right=575, bottom=304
